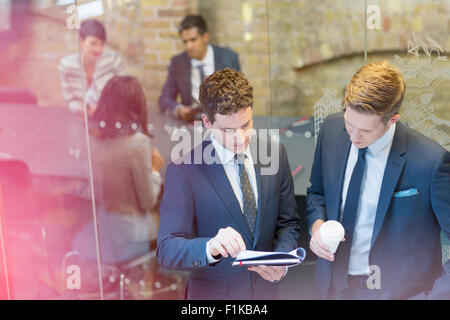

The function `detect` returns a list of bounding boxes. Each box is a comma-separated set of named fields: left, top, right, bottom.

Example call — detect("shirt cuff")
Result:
left=151, top=170, right=162, bottom=185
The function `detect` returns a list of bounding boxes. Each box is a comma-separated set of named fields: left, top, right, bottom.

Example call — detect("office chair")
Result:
left=0, top=159, right=49, bottom=298
left=67, top=204, right=184, bottom=300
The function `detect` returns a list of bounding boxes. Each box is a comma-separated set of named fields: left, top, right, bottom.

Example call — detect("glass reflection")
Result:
left=0, top=0, right=98, bottom=299
left=0, top=0, right=447, bottom=301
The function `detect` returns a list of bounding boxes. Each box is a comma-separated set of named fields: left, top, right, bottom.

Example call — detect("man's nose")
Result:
left=234, top=129, right=246, bottom=144
left=351, top=129, right=362, bottom=140
left=94, top=45, right=103, bottom=53
left=186, top=41, right=194, bottom=50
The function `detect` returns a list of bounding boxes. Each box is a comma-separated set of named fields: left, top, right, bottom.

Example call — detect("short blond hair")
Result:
left=343, top=60, right=405, bottom=122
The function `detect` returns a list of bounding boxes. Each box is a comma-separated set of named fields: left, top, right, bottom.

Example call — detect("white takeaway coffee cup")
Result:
left=319, top=220, right=345, bottom=254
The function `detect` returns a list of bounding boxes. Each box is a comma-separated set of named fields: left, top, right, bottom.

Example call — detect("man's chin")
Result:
left=187, top=52, right=197, bottom=59
left=353, top=141, right=368, bottom=148
left=232, top=144, right=247, bottom=154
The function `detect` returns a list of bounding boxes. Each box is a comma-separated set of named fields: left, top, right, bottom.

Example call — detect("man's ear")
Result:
left=389, top=114, right=401, bottom=125
left=203, top=32, right=210, bottom=44
left=202, top=113, right=212, bottom=129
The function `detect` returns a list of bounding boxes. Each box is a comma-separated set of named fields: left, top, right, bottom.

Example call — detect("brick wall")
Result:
left=266, top=0, right=450, bottom=117
left=198, top=0, right=271, bottom=115
left=101, top=0, right=195, bottom=111
left=1, top=0, right=448, bottom=121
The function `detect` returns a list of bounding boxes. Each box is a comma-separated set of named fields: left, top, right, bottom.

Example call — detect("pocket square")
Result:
left=393, top=188, right=419, bottom=198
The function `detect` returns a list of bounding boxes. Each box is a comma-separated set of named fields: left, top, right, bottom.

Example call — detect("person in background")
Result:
left=59, top=19, right=124, bottom=116
left=306, top=60, right=449, bottom=299
left=159, top=15, right=240, bottom=122
left=73, top=75, right=164, bottom=266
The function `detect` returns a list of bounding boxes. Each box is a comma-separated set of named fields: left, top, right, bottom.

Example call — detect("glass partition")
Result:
left=0, top=0, right=448, bottom=300
left=266, top=0, right=368, bottom=299
left=267, top=0, right=367, bottom=198
left=365, top=0, right=449, bottom=149
left=365, top=0, right=450, bottom=269
left=0, top=0, right=102, bottom=299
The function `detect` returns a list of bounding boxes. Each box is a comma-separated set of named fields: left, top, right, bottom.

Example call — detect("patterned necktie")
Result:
left=197, top=64, right=206, bottom=82
left=235, top=153, right=257, bottom=236
left=333, top=147, right=368, bottom=292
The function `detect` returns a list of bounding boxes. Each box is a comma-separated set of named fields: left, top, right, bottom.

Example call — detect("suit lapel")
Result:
left=370, top=123, right=407, bottom=248
left=202, top=142, right=253, bottom=244
left=182, top=53, right=193, bottom=105
left=329, top=128, right=352, bottom=221
left=212, top=45, right=223, bottom=70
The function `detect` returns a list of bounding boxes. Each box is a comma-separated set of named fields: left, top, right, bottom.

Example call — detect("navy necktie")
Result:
left=235, top=153, right=257, bottom=236
left=332, top=147, right=368, bottom=292
left=197, top=64, right=206, bottom=82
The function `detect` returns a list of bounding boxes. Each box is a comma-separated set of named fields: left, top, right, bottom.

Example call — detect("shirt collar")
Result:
left=191, top=44, right=213, bottom=67
left=367, top=122, right=396, bottom=155
left=210, top=132, right=252, bottom=165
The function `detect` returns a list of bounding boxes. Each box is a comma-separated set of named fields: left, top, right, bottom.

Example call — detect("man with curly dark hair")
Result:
left=157, top=68, right=300, bottom=300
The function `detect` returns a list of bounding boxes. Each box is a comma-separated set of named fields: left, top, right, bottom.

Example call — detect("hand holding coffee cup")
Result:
left=319, top=220, right=345, bottom=254
left=310, top=219, right=344, bottom=261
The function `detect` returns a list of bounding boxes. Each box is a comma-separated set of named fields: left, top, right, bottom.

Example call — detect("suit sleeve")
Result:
left=232, top=50, right=241, bottom=71
left=305, top=120, right=328, bottom=232
left=273, top=143, right=301, bottom=253
left=413, top=149, right=450, bottom=299
left=156, top=163, right=211, bottom=271
left=159, top=58, right=180, bottom=114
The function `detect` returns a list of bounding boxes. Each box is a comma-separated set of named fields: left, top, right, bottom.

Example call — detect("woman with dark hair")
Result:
left=59, top=19, right=124, bottom=116
left=73, top=75, right=164, bottom=266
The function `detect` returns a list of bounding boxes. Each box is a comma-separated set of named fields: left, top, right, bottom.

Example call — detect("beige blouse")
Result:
left=90, top=132, right=162, bottom=216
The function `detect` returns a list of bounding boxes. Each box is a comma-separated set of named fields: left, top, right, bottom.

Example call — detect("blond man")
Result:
left=306, top=60, right=449, bottom=299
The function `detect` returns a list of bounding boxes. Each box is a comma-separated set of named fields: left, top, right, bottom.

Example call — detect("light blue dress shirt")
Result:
left=341, top=123, right=396, bottom=275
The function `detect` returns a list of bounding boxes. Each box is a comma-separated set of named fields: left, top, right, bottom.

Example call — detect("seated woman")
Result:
left=73, top=75, right=164, bottom=265
left=58, top=19, right=124, bottom=116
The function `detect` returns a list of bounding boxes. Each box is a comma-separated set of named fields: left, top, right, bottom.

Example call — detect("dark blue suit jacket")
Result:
left=159, top=45, right=241, bottom=114
left=306, top=113, right=450, bottom=299
left=157, top=138, right=300, bottom=299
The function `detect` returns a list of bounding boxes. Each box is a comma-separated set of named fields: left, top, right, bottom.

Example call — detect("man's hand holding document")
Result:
left=233, top=248, right=306, bottom=267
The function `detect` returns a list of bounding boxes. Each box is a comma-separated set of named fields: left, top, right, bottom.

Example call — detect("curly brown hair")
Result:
left=343, top=60, right=406, bottom=123
left=199, top=68, right=253, bottom=124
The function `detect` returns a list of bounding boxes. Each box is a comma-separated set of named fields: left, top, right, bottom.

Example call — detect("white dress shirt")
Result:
left=206, top=133, right=258, bottom=263
left=340, top=123, right=396, bottom=275
left=206, top=134, right=289, bottom=280
left=210, top=133, right=258, bottom=213
left=190, top=44, right=215, bottom=104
